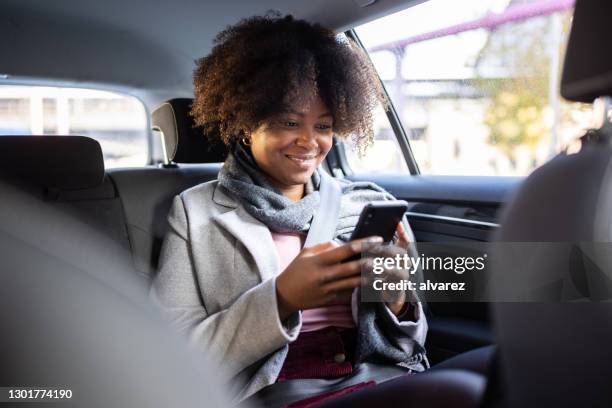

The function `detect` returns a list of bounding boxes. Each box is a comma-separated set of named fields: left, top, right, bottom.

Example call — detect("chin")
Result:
left=283, top=170, right=314, bottom=185
left=285, top=175, right=311, bottom=185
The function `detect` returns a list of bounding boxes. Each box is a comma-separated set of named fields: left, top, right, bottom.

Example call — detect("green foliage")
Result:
left=475, top=16, right=552, bottom=165
left=483, top=77, right=548, bottom=160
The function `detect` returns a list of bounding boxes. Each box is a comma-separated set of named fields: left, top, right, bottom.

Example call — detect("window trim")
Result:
left=342, top=29, right=420, bottom=176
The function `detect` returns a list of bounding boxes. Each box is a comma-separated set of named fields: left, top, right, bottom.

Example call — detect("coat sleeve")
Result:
left=150, top=195, right=301, bottom=378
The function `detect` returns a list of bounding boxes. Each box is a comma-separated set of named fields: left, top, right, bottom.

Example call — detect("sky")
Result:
left=354, top=0, right=523, bottom=80
left=356, top=0, right=513, bottom=47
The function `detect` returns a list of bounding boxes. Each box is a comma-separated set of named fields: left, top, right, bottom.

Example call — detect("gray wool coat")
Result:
left=151, top=180, right=428, bottom=402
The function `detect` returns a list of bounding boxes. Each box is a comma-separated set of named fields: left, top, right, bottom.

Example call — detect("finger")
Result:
left=324, top=275, right=364, bottom=294
left=321, top=259, right=365, bottom=283
left=303, top=240, right=339, bottom=256
left=396, top=222, right=411, bottom=249
left=334, top=288, right=356, bottom=298
left=367, top=243, right=404, bottom=258
left=316, top=236, right=383, bottom=264
left=322, top=288, right=355, bottom=304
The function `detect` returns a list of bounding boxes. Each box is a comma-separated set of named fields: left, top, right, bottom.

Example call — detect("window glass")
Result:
left=0, top=86, right=148, bottom=168
left=343, top=105, right=409, bottom=174
left=354, top=0, right=594, bottom=176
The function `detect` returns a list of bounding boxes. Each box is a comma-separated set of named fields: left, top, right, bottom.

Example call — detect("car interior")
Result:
left=1, top=0, right=611, bottom=406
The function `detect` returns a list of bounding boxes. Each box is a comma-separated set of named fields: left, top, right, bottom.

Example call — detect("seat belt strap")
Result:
left=304, top=170, right=342, bottom=248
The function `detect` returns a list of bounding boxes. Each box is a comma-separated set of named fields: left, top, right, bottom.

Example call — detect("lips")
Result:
left=285, top=153, right=317, bottom=162
left=285, top=153, right=319, bottom=169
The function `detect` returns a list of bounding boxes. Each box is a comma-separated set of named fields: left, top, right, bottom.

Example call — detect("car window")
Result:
left=0, top=85, right=148, bottom=169
left=353, top=0, right=594, bottom=176
left=343, top=104, right=410, bottom=174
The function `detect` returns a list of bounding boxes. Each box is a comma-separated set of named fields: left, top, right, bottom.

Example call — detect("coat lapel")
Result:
left=212, top=184, right=280, bottom=282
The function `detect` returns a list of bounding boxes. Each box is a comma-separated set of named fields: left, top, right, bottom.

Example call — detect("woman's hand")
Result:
left=276, top=236, right=383, bottom=321
left=371, top=222, right=414, bottom=316
left=395, top=221, right=411, bottom=250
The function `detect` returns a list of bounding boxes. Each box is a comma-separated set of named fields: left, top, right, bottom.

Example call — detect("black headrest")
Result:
left=560, top=0, right=612, bottom=103
left=0, top=136, right=105, bottom=190
left=151, top=98, right=228, bottom=163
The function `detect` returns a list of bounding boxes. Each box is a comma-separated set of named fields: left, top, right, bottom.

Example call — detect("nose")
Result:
left=295, top=128, right=318, bottom=150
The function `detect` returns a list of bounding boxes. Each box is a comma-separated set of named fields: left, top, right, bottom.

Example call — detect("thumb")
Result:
left=396, top=222, right=411, bottom=249
left=303, top=240, right=339, bottom=255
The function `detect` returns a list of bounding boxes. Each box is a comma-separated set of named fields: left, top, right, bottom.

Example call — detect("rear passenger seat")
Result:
left=108, top=98, right=229, bottom=278
left=0, top=98, right=227, bottom=281
left=0, top=135, right=131, bottom=252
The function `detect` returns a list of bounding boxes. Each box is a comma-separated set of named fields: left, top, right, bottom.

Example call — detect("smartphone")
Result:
left=350, top=200, right=409, bottom=244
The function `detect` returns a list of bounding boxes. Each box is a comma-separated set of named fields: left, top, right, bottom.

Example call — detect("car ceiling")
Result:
left=0, top=0, right=424, bottom=110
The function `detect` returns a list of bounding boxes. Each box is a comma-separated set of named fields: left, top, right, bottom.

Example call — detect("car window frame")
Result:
left=338, top=29, right=420, bottom=176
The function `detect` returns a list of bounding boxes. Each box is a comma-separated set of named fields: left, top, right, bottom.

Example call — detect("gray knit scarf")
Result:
left=218, top=143, right=394, bottom=241
left=218, top=143, right=427, bottom=369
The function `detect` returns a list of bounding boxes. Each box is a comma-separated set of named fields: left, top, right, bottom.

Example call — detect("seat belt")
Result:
left=304, top=170, right=342, bottom=248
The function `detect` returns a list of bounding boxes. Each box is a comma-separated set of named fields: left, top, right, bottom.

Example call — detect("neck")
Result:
left=277, top=183, right=304, bottom=202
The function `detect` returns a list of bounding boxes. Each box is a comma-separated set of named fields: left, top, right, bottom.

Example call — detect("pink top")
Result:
left=271, top=232, right=355, bottom=333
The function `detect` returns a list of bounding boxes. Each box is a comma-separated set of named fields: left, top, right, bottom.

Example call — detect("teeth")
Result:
left=287, top=155, right=316, bottom=161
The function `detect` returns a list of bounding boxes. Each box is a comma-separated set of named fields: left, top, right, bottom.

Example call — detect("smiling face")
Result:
left=249, top=95, right=334, bottom=199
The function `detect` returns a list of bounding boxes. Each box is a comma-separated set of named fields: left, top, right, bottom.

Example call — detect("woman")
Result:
left=151, top=14, right=428, bottom=407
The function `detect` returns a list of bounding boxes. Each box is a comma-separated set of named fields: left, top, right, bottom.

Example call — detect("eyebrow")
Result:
left=284, top=110, right=333, bottom=119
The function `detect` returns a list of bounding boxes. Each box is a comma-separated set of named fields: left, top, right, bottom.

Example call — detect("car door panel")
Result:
left=348, top=174, right=522, bottom=363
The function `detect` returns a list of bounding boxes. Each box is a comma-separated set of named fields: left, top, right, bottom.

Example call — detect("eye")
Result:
left=316, top=123, right=333, bottom=131
left=284, top=121, right=299, bottom=128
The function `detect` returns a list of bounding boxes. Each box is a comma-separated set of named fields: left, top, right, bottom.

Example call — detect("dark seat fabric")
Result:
left=317, top=369, right=486, bottom=408
left=430, top=345, right=495, bottom=377
left=560, top=0, right=612, bottom=103
left=0, top=133, right=221, bottom=279
left=0, top=135, right=104, bottom=190
left=0, top=135, right=130, bottom=250
left=0, top=181, right=234, bottom=408
left=108, top=98, right=231, bottom=278
left=489, top=145, right=612, bottom=303
left=496, top=145, right=612, bottom=243
left=151, top=98, right=229, bottom=163
left=97, top=98, right=229, bottom=278
left=108, top=164, right=221, bottom=277
left=489, top=145, right=612, bottom=408
left=426, top=317, right=493, bottom=364
left=486, top=2, right=612, bottom=405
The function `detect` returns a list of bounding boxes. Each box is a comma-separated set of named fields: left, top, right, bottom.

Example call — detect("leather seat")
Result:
left=489, top=1, right=612, bottom=406
left=151, top=98, right=228, bottom=164
left=0, top=102, right=228, bottom=281
left=108, top=98, right=228, bottom=278
left=0, top=135, right=131, bottom=251
left=318, top=369, right=486, bottom=408
left=0, top=179, right=234, bottom=408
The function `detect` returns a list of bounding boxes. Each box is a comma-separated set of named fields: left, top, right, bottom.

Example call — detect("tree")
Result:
left=474, top=12, right=562, bottom=168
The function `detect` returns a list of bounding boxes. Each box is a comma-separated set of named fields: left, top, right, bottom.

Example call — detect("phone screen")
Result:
left=350, top=200, right=408, bottom=244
